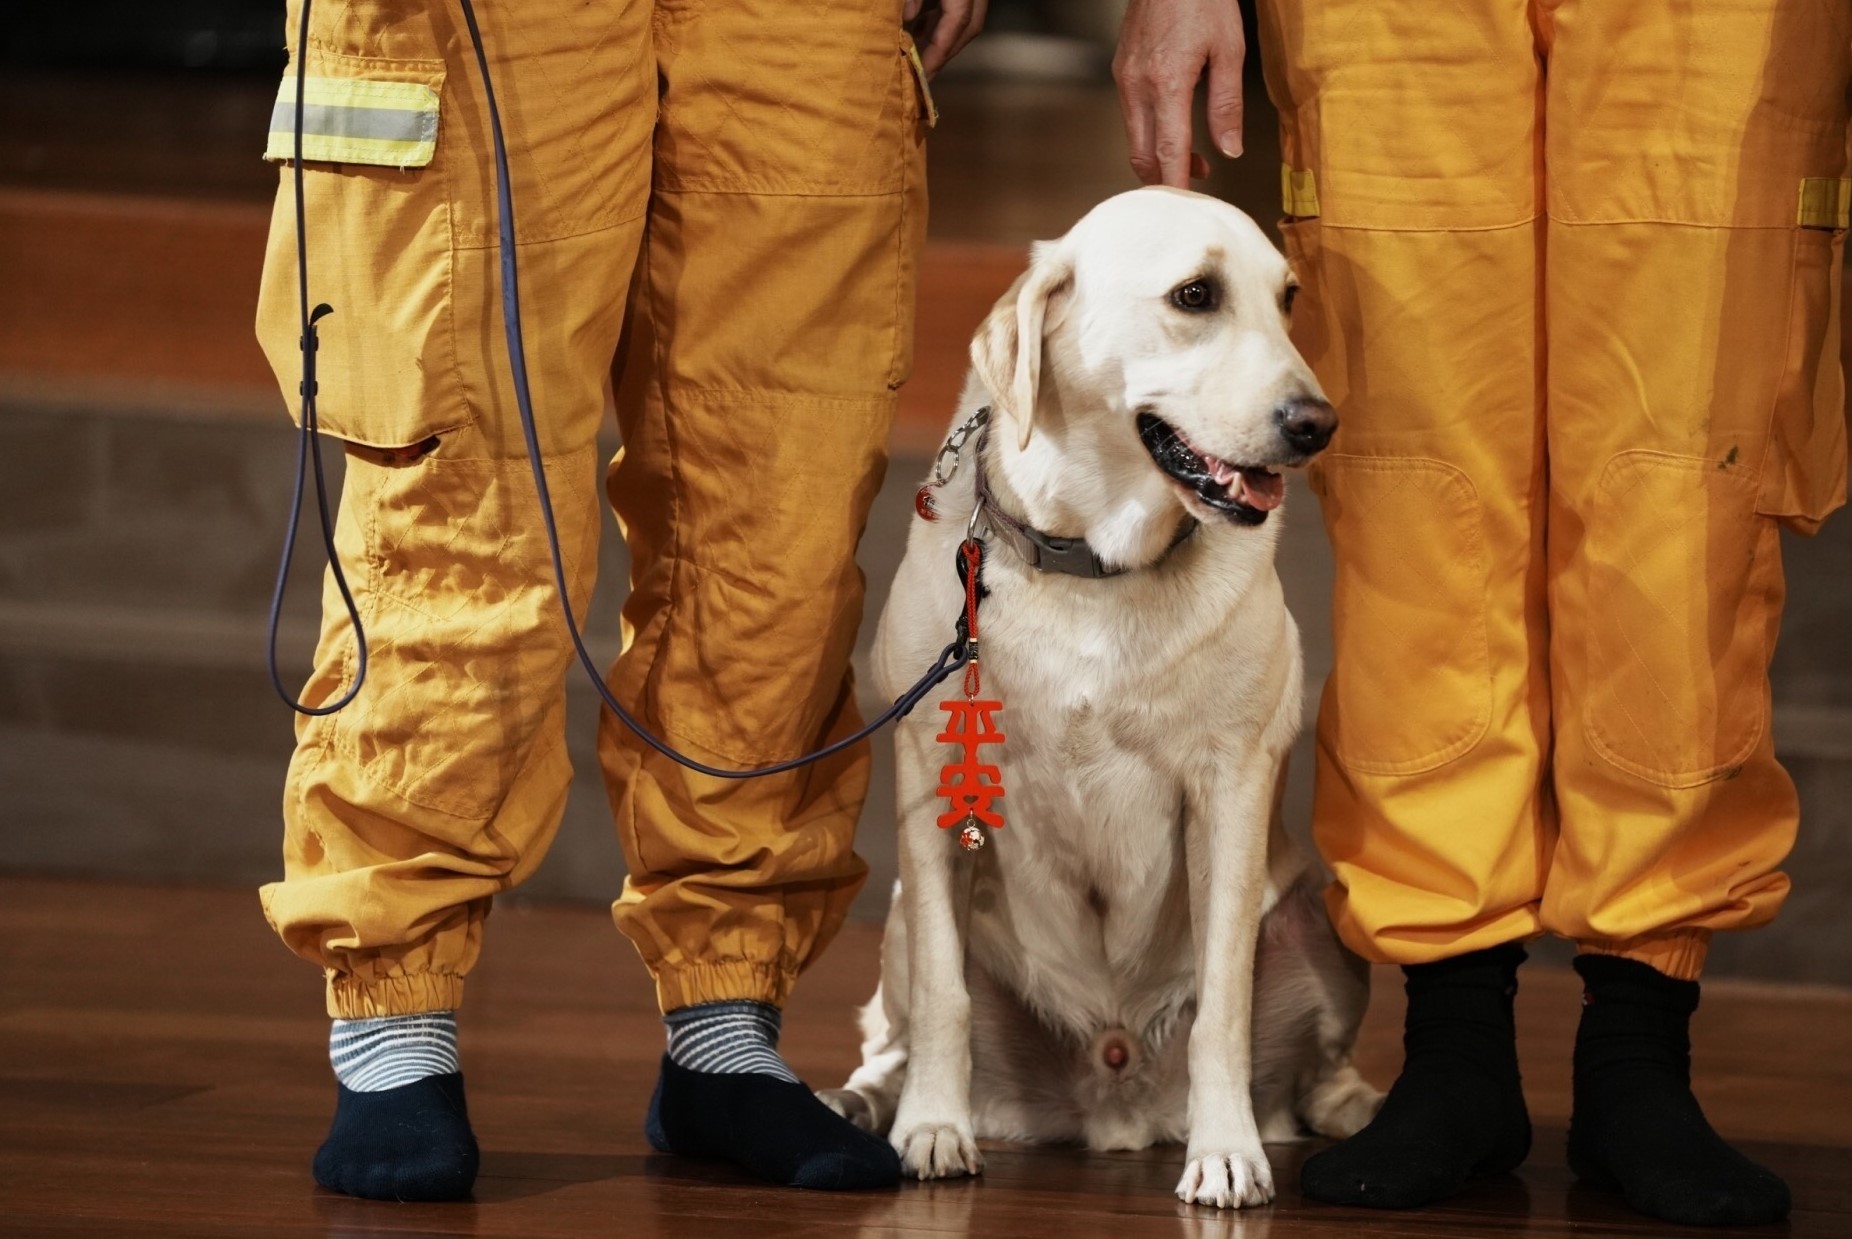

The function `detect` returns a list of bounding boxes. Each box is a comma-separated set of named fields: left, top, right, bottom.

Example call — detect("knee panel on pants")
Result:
left=1312, top=455, right=1492, bottom=775
left=1572, top=452, right=1782, bottom=789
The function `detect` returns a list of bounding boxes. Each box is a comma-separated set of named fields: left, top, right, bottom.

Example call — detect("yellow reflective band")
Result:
left=1282, top=165, right=1320, bottom=219
left=904, top=37, right=939, bottom=129
left=1797, top=177, right=1850, bottom=230
left=264, top=76, right=440, bottom=168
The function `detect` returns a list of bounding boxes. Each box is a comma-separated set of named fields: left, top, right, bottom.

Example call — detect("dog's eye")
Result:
left=1282, top=283, right=1300, bottom=315
left=1170, top=279, right=1218, bottom=313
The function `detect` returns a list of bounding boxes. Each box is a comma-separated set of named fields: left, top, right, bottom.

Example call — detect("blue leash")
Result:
left=264, top=0, right=363, bottom=717
left=268, top=0, right=971, bottom=777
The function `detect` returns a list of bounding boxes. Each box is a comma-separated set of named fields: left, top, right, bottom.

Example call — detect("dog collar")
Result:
left=972, top=428, right=1198, bottom=579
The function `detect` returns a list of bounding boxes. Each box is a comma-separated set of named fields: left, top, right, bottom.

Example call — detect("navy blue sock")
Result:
left=313, top=1072, right=480, bottom=1202
left=1567, top=954, right=1789, bottom=1227
left=646, top=1053, right=901, bottom=1190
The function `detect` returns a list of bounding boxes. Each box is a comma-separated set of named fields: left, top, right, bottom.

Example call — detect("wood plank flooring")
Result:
left=1, top=877, right=1848, bottom=1237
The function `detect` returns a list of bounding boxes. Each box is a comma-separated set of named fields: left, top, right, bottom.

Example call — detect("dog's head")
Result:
left=971, top=187, right=1333, bottom=530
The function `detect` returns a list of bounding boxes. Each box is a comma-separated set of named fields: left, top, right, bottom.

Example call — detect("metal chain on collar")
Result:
left=931, top=405, right=992, bottom=487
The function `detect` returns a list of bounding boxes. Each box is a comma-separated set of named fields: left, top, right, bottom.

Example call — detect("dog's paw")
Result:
left=1175, top=1148, right=1274, bottom=1209
left=816, top=1087, right=878, bottom=1133
left=892, top=1120, right=982, bottom=1180
left=1300, top=1063, right=1384, bottom=1141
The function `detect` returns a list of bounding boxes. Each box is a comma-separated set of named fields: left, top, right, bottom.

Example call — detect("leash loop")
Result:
left=266, top=0, right=367, bottom=716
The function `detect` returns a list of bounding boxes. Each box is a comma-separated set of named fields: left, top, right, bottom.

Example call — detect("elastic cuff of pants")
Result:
left=654, top=959, right=798, bottom=1015
left=1576, top=930, right=1711, bottom=982
left=1329, top=886, right=1544, bottom=967
left=325, top=971, right=466, bottom=1019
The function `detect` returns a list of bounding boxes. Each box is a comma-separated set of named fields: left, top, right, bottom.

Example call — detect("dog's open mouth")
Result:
left=1136, top=413, right=1283, bottom=526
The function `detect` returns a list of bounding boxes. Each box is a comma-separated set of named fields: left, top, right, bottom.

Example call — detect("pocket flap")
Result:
left=1798, top=177, right=1851, bottom=230
left=1282, top=165, right=1321, bottom=219
left=265, top=75, right=441, bottom=169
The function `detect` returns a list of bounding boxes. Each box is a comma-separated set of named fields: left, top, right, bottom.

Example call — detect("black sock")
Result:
left=1567, top=954, right=1789, bottom=1227
left=312, top=1072, right=480, bottom=1202
left=1301, top=942, right=1531, bottom=1208
left=646, top=1055, right=901, bottom=1190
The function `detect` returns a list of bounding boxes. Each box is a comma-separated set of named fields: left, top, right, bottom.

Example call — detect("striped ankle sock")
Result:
left=329, top=1011, right=461, bottom=1092
left=664, top=1000, right=798, bottom=1083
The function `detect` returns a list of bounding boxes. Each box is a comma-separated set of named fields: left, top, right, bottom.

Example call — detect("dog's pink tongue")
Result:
left=1236, top=469, right=1284, bottom=511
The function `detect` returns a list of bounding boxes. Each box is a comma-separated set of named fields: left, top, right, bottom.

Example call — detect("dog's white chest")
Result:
left=963, top=670, right=1198, bottom=1037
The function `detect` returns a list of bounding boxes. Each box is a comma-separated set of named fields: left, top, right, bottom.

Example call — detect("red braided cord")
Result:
left=961, top=540, right=982, bottom=697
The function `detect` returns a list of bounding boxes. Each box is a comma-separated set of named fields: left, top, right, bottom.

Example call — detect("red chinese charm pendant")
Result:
left=937, top=698, right=1006, bottom=851
left=940, top=536, right=1003, bottom=852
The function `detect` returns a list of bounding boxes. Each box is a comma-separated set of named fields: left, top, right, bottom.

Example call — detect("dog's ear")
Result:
left=970, top=245, right=1072, bottom=450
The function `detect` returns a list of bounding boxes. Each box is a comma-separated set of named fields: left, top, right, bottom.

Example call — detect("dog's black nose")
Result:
left=1276, top=396, right=1338, bottom=455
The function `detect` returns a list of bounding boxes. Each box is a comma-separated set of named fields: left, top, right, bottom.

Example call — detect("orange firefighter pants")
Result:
left=253, top=0, right=928, bottom=1017
left=1260, top=0, right=1851, bottom=979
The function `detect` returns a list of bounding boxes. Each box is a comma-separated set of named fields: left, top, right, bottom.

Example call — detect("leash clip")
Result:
left=933, top=405, right=991, bottom=487
left=917, top=406, right=993, bottom=523
left=297, top=303, right=334, bottom=398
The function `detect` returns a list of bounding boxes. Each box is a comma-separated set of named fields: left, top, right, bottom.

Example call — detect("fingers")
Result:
left=1205, top=34, right=1246, bottom=158
left=1115, top=64, right=1162, bottom=186
left=1113, top=0, right=1211, bottom=188
left=903, top=0, right=923, bottom=22
left=1114, top=0, right=1247, bottom=184
left=918, top=0, right=987, bottom=77
left=1150, top=66, right=1198, bottom=189
left=954, top=0, right=989, bottom=63
left=1115, top=60, right=1210, bottom=187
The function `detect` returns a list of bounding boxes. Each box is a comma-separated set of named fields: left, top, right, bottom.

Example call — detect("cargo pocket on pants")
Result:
left=1313, top=453, right=1493, bottom=775
left=254, top=47, right=473, bottom=451
left=1584, top=450, right=1776, bottom=788
left=1756, top=221, right=1848, bottom=534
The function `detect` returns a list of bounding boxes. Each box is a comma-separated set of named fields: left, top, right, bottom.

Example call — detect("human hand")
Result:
left=1113, top=0, right=1246, bottom=187
left=907, top=0, right=988, bottom=78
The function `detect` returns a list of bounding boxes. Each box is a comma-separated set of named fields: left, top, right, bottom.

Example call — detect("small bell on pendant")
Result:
left=958, top=818, right=987, bottom=852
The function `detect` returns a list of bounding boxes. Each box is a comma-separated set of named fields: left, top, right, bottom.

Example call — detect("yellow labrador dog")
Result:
left=821, top=188, right=1381, bottom=1208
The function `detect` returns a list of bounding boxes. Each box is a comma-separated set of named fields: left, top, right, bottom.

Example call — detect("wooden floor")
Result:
left=0, top=878, right=1847, bottom=1236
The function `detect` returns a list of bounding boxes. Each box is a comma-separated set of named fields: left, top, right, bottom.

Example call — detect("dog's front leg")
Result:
left=1177, top=752, right=1280, bottom=1208
left=887, top=723, right=982, bottom=1179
